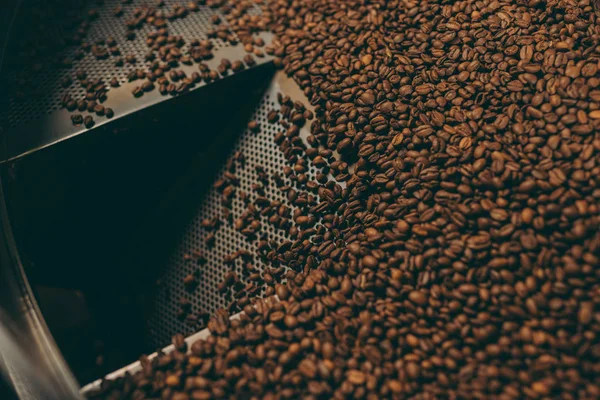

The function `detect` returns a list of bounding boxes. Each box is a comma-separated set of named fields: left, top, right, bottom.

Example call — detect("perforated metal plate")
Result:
left=0, top=0, right=271, bottom=162
left=146, top=73, right=314, bottom=348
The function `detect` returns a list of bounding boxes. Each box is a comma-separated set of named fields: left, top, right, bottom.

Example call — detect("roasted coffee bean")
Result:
left=142, top=81, right=155, bottom=92
left=70, top=114, right=83, bottom=126
left=183, top=274, right=197, bottom=289
left=267, top=110, right=279, bottom=123
left=66, top=100, right=77, bottom=111
left=86, top=101, right=96, bottom=112
left=243, top=54, right=256, bottom=67
left=132, top=86, right=143, bottom=97
left=91, top=1, right=600, bottom=399
left=76, top=100, right=87, bottom=112
left=231, top=61, right=244, bottom=72
left=247, top=120, right=260, bottom=133
left=83, top=115, right=94, bottom=128
left=93, top=104, right=105, bottom=116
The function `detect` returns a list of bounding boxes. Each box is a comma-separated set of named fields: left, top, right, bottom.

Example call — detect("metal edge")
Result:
left=0, top=179, right=84, bottom=399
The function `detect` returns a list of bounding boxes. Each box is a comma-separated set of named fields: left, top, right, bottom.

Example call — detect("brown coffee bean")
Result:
left=362, top=255, right=378, bottom=268
left=267, top=110, right=279, bottom=123
left=357, top=90, right=375, bottom=105
left=283, top=315, right=297, bottom=328
left=298, top=359, right=317, bottom=379
left=231, top=61, right=245, bottom=72
left=248, top=120, right=260, bottom=133
left=589, top=110, right=600, bottom=119
left=83, top=115, right=94, bottom=128
left=132, top=86, right=143, bottom=97
left=91, top=2, right=600, bottom=400
left=71, top=114, right=83, bottom=126
left=142, top=81, right=155, bottom=92
left=66, top=100, right=77, bottom=111
left=93, top=105, right=105, bottom=116
left=578, top=302, right=593, bottom=324
left=347, top=370, right=366, bottom=385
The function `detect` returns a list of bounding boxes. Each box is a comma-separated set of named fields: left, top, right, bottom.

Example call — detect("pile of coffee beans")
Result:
left=89, top=0, right=600, bottom=399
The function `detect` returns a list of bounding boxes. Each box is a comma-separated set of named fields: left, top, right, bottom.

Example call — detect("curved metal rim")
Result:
left=0, top=1, right=83, bottom=398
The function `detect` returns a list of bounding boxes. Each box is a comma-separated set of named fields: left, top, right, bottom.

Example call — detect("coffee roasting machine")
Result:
left=5, top=0, right=600, bottom=398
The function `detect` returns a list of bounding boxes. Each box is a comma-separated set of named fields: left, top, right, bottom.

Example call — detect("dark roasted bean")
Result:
left=90, top=2, right=600, bottom=400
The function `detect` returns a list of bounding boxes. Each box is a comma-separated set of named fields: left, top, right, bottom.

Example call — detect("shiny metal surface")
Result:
left=0, top=179, right=82, bottom=399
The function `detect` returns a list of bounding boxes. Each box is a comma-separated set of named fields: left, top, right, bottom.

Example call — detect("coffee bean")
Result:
left=83, top=115, right=94, bottom=128
left=231, top=61, right=245, bottom=72
left=66, top=100, right=77, bottom=111
left=247, top=120, right=260, bottom=133
left=70, top=114, right=83, bottom=125
left=93, top=105, right=105, bottom=116
left=132, top=86, right=143, bottom=97
left=357, top=90, right=375, bottom=106
left=267, top=110, right=279, bottom=123
left=589, top=110, right=600, bottom=119
left=578, top=302, right=594, bottom=325
left=142, top=81, right=155, bottom=92
left=76, top=100, right=87, bottom=112
left=243, top=54, right=256, bottom=67
left=408, top=291, right=427, bottom=306
left=347, top=370, right=365, bottom=385
left=283, top=315, right=297, bottom=328
left=91, top=1, right=600, bottom=399
left=298, top=359, right=317, bottom=379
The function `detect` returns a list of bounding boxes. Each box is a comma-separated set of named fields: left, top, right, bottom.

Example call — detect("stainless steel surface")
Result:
left=0, top=0, right=273, bottom=163
left=0, top=179, right=82, bottom=399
